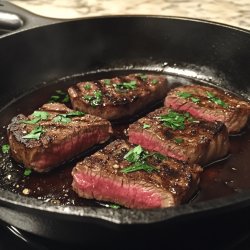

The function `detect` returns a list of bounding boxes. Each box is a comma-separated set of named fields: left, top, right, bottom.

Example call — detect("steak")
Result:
left=68, top=73, right=168, bottom=120
left=7, top=103, right=112, bottom=172
left=128, top=107, right=229, bottom=165
left=164, top=84, right=250, bottom=133
left=72, top=139, right=202, bottom=209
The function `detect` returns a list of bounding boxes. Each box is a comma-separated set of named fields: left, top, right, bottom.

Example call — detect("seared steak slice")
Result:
left=164, top=84, right=250, bottom=133
left=7, top=103, right=112, bottom=172
left=128, top=107, right=229, bottom=165
left=72, top=140, right=202, bottom=209
left=68, top=73, right=168, bottom=120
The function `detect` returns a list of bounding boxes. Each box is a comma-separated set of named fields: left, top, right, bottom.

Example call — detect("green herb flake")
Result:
left=121, top=162, right=157, bottom=174
left=50, top=95, right=60, bottom=101
left=115, top=81, right=137, bottom=91
left=65, top=111, right=85, bottom=117
left=24, top=168, right=32, bottom=176
left=53, top=111, right=85, bottom=124
left=84, top=84, right=91, bottom=90
left=22, top=126, right=44, bottom=140
left=206, top=91, right=228, bottom=108
left=143, top=124, right=151, bottom=129
left=124, top=145, right=143, bottom=163
left=53, top=115, right=71, bottom=124
left=191, top=97, right=200, bottom=104
left=33, top=111, right=49, bottom=120
left=49, top=90, right=70, bottom=104
left=2, top=144, right=10, bottom=154
left=83, top=90, right=103, bottom=107
left=20, top=111, right=50, bottom=124
left=178, top=92, right=192, bottom=98
left=174, top=138, right=184, bottom=144
left=92, top=90, right=103, bottom=106
left=178, top=92, right=200, bottom=104
left=151, top=79, right=158, bottom=85
left=122, top=146, right=165, bottom=174
left=158, top=111, right=190, bottom=130
left=103, top=79, right=111, bottom=85
left=62, top=95, right=70, bottom=103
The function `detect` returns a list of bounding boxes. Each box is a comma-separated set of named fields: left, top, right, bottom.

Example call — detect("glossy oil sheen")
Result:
left=0, top=70, right=249, bottom=208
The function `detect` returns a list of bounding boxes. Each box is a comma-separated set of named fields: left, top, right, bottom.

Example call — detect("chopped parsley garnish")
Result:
left=33, top=111, right=49, bottom=120
left=191, top=97, right=200, bottom=104
left=2, top=144, right=10, bottom=154
left=122, top=146, right=165, bottom=174
left=178, top=92, right=200, bottom=104
left=49, top=95, right=60, bottom=102
left=124, top=145, right=143, bottom=163
left=174, top=138, right=184, bottom=144
left=121, top=162, right=156, bottom=174
left=103, top=79, right=111, bottom=85
left=49, top=90, right=69, bottom=103
left=83, top=90, right=103, bottom=107
left=24, top=168, right=32, bottom=176
left=53, top=115, right=71, bottom=123
left=158, top=111, right=190, bottom=130
left=143, top=124, right=151, bottom=129
left=84, top=84, right=91, bottom=90
left=206, top=91, right=228, bottom=108
left=53, top=111, right=85, bottom=124
left=114, top=81, right=137, bottom=91
left=22, top=126, right=44, bottom=140
left=67, top=111, right=85, bottom=116
left=20, top=111, right=50, bottom=124
left=151, top=79, right=158, bottom=85
left=178, top=92, right=192, bottom=98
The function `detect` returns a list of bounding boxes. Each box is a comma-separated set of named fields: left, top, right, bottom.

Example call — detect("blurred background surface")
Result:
left=10, top=0, right=250, bottom=30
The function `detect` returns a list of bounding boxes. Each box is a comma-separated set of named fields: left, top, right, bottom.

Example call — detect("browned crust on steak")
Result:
left=72, top=139, right=202, bottom=209
left=164, top=84, right=250, bottom=133
left=7, top=103, right=112, bottom=172
left=128, top=107, right=229, bottom=165
left=68, top=74, right=168, bottom=120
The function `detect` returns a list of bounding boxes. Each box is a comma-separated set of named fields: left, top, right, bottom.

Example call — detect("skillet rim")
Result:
left=1, top=14, right=250, bottom=38
left=0, top=15, right=250, bottom=225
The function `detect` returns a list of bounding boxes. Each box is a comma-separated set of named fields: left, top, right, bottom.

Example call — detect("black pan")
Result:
left=1, top=1, right=250, bottom=248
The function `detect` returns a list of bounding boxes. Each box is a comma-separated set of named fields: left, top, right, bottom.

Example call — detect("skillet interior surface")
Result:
left=0, top=16, right=250, bottom=242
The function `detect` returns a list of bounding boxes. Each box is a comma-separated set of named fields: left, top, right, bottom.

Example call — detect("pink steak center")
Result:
left=73, top=171, right=163, bottom=209
left=33, top=130, right=108, bottom=171
left=128, top=130, right=186, bottom=161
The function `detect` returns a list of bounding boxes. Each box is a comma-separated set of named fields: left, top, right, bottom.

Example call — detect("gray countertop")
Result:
left=10, top=0, right=250, bottom=31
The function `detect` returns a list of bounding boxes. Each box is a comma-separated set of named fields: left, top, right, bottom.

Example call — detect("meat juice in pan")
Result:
left=0, top=71, right=249, bottom=208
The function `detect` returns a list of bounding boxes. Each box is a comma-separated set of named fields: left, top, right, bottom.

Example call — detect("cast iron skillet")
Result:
left=1, top=1, right=250, bottom=247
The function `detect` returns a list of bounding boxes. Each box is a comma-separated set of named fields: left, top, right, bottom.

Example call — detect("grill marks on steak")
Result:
left=128, top=107, right=229, bottom=165
left=164, top=84, right=250, bottom=133
left=68, top=73, right=168, bottom=120
left=72, top=140, right=202, bottom=209
left=7, top=103, right=112, bottom=172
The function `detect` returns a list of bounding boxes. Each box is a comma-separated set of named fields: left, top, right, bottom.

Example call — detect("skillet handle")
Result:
left=0, top=1, right=62, bottom=37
